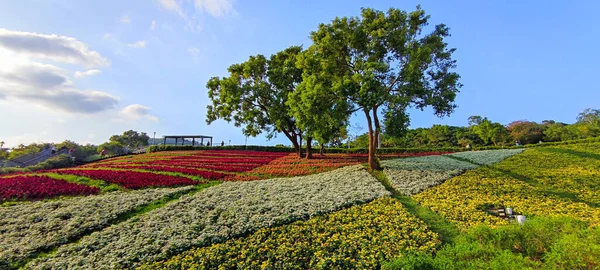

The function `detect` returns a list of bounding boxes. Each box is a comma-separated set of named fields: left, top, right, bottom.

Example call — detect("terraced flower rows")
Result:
left=414, top=144, right=600, bottom=230
left=28, top=165, right=390, bottom=269
left=5, top=145, right=600, bottom=269
left=0, top=186, right=196, bottom=268
left=381, top=149, right=524, bottom=196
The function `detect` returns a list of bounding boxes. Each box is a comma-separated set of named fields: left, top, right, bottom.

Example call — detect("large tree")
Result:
left=289, top=47, right=350, bottom=158
left=109, top=130, right=150, bottom=149
left=576, top=108, right=600, bottom=126
left=206, top=46, right=305, bottom=157
left=470, top=117, right=509, bottom=146
left=306, top=6, right=462, bottom=169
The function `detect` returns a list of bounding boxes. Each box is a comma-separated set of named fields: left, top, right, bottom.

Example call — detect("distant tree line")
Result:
left=0, top=130, right=150, bottom=163
left=347, top=109, right=600, bottom=148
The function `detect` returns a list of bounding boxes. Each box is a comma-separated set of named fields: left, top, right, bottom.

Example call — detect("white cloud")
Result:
left=74, top=69, right=102, bottom=78
left=187, top=47, right=200, bottom=57
left=150, top=20, right=157, bottom=30
left=187, top=47, right=202, bottom=63
left=194, top=0, right=235, bottom=17
left=157, top=0, right=186, bottom=20
left=103, top=33, right=113, bottom=40
left=156, top=0, right=235, bottom=31
left=127, top=40, right=146, bottom=48
left=0, top=60, right=118, bottom=114
left=0, top=28, right=110, bottom=68
left=119, top=104, right=159, bottom=122
left=120, top=15, right=131, bottom=24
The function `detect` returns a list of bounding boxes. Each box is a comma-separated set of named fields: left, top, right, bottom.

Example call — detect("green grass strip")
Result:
left=16, top=182, right=220, bottom=270
left=366, top=165, right=460, bottom=245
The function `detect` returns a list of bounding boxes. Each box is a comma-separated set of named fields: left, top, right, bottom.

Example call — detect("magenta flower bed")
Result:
left=0, top=175, right=100, bottom=201
left=56, top=170, right=198, bottom=189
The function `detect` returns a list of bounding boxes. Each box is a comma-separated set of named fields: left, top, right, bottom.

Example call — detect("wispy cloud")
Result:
left=0, top=28, right=110, bottom=68
left=119, top=104, right=159, bottom=122
left=150, top=20, right=157, bottom=30
left=120, top=15, right=131, bottom=24
left=187, top=47, right=201, bottom=63
left=74, top=69, right=102, bottom=78
left=155, top=0, right=236, bottom=32
left=127, top=40, right=146, bottom=48
left=194, top=0, right=235, bottom=17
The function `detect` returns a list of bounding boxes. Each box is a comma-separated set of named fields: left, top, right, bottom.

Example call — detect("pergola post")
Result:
left=192, top=138, right=195, bottom=146
left=175, top=138, right=178, bottom=145
left=182, top=137, right=184, bottom=145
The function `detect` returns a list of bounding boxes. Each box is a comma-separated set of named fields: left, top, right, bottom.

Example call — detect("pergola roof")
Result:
left=162, top=135, right=212, bottom=139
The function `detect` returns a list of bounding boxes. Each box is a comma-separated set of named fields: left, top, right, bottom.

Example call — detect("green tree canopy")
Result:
left=471, top=117, right=509, bottom=146
left=576, top=108, right=600, bottom=126
left=206, top=46, right=305, bottom=157
left=289, top=47, right=351, bottom=158
left=507, top=120, right=543, bottom=144
left=306, top=6, right=462, bottom=169
left=109, top=130, right=149, bottom=149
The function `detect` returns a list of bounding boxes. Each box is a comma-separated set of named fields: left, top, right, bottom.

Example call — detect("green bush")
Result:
left=383, top=217, right=600, bottom=270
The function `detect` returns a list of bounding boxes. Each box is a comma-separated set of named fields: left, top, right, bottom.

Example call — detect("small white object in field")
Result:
left=506, top=207, right=513, bottom=215
left=516, top=215, right=526, bottom=225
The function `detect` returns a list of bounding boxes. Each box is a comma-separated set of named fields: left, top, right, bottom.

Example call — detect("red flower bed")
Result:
left=92, top=165, right=230, bottom=180
left=55, top=170, right=198, bottom=189
left=0, top=175, right=100, bottom=201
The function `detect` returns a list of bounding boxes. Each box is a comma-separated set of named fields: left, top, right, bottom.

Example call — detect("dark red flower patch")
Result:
left=93, top=165, right=230, bottom=180
left=0, top=175, right=100, bottom=201
left=55, top=170, right=198, bottom=189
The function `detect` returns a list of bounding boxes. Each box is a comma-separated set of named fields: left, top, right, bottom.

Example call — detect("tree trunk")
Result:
left=373, top=107, right=381, bottom=152
left=320, top=143, right=325, bottom=155
left=298, top=134, right=303, bottom=158
left=305, top=137, right=313, bottom=159
left=364, top=109, right=381, bottom=170
left=282, top=129, right=302, bottom=158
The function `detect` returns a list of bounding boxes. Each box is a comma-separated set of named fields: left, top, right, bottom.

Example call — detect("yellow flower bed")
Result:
left=492, top=148, right=600, bottom=204
left=414, top=167, right=600, bottom=230
left=140, top=198, right=440, bottom=270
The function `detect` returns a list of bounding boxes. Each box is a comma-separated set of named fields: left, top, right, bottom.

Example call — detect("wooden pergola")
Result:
left=163, top=135, right=213, bottom=146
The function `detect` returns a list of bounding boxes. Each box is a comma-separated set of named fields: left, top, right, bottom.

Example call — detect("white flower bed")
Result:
left=384, top=169, right=460, bottom=196
left=446, top=149, right=524, bottom=165
left=0, top=186, right=195, bottom=267
left=382, top=155, right=479, bottom=172
left=28, top=165, right=389, bottom=269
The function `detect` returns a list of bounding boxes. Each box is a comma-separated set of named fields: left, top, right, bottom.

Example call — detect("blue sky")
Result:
left=0, top=0, right=598, bottom=148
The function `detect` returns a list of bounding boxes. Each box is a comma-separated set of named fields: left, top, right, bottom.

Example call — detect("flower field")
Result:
left=0, top=175, right=100, bottom=201
left=5, top=145, right=600, bottom=269
left=28, top=165, right=389, bottom=269
left=0, top=186, right=195, bottom=267
left=53, top=169, right=199, bottom=189
left=446, top=149, right=524, bottom=165
left=141, top=198, right=440, bottom=270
